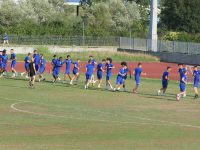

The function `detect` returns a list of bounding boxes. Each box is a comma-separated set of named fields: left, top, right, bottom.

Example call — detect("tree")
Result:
left=160, top=0, right=200, bottom=33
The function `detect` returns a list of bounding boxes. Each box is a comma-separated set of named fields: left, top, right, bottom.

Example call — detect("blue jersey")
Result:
left=0, top=54, right=2, bottom=64
left=91, top=59, right=96, bottom=67
left=51, top=58, right=57, bottom=66
left=135, top=67, right=142, bottom=79
left=118, top=68, right=125, bottom=77
left=97, top=63, right=104, bottom=72
left=86, top=64, right=94, bottom=75
left=2, top=54, right=8, bottom=64
left=40, top=58, right=46, bottom=68
left=180, top=74, right=187, bottom=83
left=73, top=62, right=79, bottom=72
left=124, top=68, right=129, bottom=79
left=11, top=53, right=16, bottom=62
left=162, top=71, right=169, bottom=82
left=193, top=70, right=200, bottom=84
left=54, top=60, right=63, bottom=72
left=33, top=54, right=40, bottom=65
left=179, top=68, right=186, bottom=78
left=106, top=63, right=114, bottom=75
left=65, top=59, right=73, bottom=71
left=24, top=56, right=30, bottom=64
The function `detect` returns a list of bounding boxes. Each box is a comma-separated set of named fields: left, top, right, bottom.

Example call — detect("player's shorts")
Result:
left=162, top=80, right=168, bottom=88
left=29, top=71, right=36, bottom=77
left=2, top=63, right=7, bottom=70
left=25, top=64, right=29, bottom=71
left=180, top=83, right=186, bottom=92
left=73, top=69, right=78, bottom=75
left=0, top=63, right=2, bottom=69
left=106, top=74, right=112, bottom=80
left=86, top=73, right=92, bottom=80
left=194, top=82, right=199, bottom=88
left=124, top=75, right=128, bottom=80
left=65, top=70, right=70, bottom=75
left=97, top=72, right=103, bottom=80
left=35, top=64, right=39, bottom=71
left=116, top=76, right=124, bottom=85
left=53, top=70, right=59, bottom=78
left=11, top=61, right=17, bottom=68
left=135, top=77, right=140, bottom=85
left=39, top=67, right=45, bottom=74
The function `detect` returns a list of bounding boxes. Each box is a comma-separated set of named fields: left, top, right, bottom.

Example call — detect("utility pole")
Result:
left=148, top=0, right=158, bottom=52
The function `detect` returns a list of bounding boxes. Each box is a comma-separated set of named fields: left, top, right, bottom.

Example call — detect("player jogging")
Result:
left=64, top=55, right=73, bottom=83
left=1, top=49, right=8, bottom=77
left=133, top=62, right=146, bottom=93
left=105, top=57, right=115, bottom=90
left=38, top=54, right=46, bottom=82
left=70, top=59, right=80, bottom=85
left=52, top=57, right=63, bottom=83
left=193, top=66, right=200, bottom=99
left=29, top=57, right=37, bottom=88
left=95, top=59, right=106, bottom=88
left=21, top=53, right=31, bottom=78
left=10, top=49, right=17, bottom=78
left=157, top=66, right=171, bottom=96
left=85, top=59, right=95, bottom=89
left=176, top=70, right=187, bottom=101
left=33, top=50, right=40, bottom=72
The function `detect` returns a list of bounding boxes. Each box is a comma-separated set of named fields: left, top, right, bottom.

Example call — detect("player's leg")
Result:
left=194, top=87, right=199, bottom=99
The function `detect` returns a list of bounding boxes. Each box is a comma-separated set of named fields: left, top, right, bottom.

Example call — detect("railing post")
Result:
left=187, top=42, right=189, bottom=54
left=173, top=41, right=175, bottom=53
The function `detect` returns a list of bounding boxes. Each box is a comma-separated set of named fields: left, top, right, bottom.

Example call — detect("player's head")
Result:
left=121, top=62, right=127, bottom=68
left=167, top=66, right=172, bottom=72
left=67, top=55, right=70, bottom=59
left=89, top=55, right=93, bottom=60
left=178, top=63, right=183, bottom=68
left=10, top=49, right=14, bottom=54
left=2, top=49, right=6, bottom=54
left=102, top=59, right=106, bottom=63
left=28, top=53, right=31, bottom=56
left=106, top=57, right=112, bottom=64
left=88, top=59, right=92, bottom=64
left=33, top=50, right=38, bottom=54
left=40, top=54, right=44, bottom=59
left=138, top=62, right=142, bottom=68
left=53, top=54, right=57, bottom=58
left=77, top=58, right=80, bottom=62
left=193, top=66, right=198, bottom=71
left=59, top=57, right=63, bottom=61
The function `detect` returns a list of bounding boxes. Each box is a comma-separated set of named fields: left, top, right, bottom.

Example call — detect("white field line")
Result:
left=1, top=96, right=200, bottom=129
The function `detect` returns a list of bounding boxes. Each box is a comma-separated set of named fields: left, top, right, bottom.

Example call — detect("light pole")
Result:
left=148, top=0, right=158, bottom=52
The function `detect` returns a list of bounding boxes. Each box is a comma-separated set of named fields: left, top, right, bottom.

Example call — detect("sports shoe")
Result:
left=157, top=90, right=161, bottom=96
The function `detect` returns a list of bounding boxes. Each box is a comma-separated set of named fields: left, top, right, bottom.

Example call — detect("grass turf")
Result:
left=0, top=74, right=200, bottom=150
left=16, top=51, right=159, bottom=62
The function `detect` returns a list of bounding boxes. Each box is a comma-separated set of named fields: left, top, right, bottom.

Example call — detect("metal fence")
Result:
left=119, top=37, right=200, bottom=55
left=1, top=36, right=119, bottom=46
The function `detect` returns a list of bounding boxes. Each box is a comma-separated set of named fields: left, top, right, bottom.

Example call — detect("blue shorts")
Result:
left=97, top=72, right=103, bottom=80
left=116, top=76, right=124, bottom=85
left=135, top=78, right=140, bottom=85
left=194, top=82, right=199, bottom=88
left=2, top=63, right=7, bottom=70
left=25, top=64, right=29, bottom=71
left=35, top=64, right=39, bottom=71
left=162, top=80, right=168, bottom=88
left=86, top=74, right=92, bottom=80
left=53, top=70, right=59, bottom=77
left=11, top=61, right=17, bottom=68
left=180, top=83, right=186, bottom=92
left=73, top=69, right=78, bottom=75
left=65, top=70, right=70, bottom=75
left=124, top=75, right=127, bottom=80
left=106, top=74, right=112, bottom=81
left=39, top=67, right=45, bottom=74
left=0, top=63, right=2, bottom=68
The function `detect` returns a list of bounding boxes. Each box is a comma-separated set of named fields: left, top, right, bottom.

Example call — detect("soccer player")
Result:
left=193, top=66, right=200, bottom=99
left=64, top=55, right=73, bottom=83
left=1, top=49, right=8, bottom=77
left=89, top=55, right=97, bottom=84
left=157, top=66, right=171, bottom=96
left=21, top=53, right=31, bottom=78
left=96, top=59, right=106, bottom=88
left=178, top=63, right=187, bottom=97
left=105, top=57, right=115, bottom=90
left=70, top=59, right=80, bottom=85
left=0, top=51, right=2, bottom=77
left=38, top=54, right=46, bottom=82
left=113, top=62, right=127, bottom=91
left=123, top=65, right=131, bottom=92
left=33, top=50, right=40, bottom=71
left=85, top=59, right=95, bottom=89
left=52, top=57, right=63, bottom=83
left=133, top=63, right=147, bottom=93
left=176, top=70, right=187, bottom=101
left=51, top=55, right=57, bottom=73
left=10, top=49, right=17, bottom=78
left=29, top=57, right=37, bottom=88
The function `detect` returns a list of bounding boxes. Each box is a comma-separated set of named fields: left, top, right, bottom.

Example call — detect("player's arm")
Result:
left=33, top=64, right=37, bottom=74
left=182, top=77, right=187, bottom=84
left=141, top=71, right=147, bottom=76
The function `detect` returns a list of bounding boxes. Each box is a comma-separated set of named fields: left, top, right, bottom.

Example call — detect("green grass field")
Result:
left=16, top=51, right=159, bottom=62
left=0, top=75, right=200, bottom=150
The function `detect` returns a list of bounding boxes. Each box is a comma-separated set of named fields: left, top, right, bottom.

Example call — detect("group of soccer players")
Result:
left=1, top=48, right=200, bottom=100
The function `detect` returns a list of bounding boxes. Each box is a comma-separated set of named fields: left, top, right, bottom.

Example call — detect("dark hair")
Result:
left=67, top=55, right=70, bottom=58
left=28, top=53, right=31, bottom=56
left=194, top=65, right=198, bottom=68
left=102, top=59, right=106, bottom=62
left=106, top=57, right=112, bottom=63
left=40, top=54, right=44, bottom=57
left=88, top=59, right=92, bottom=63
left=178, top=63, right=183, bottom=66
left=121, top=61, right=127, bottom=66
left=167, top=66, right=171, bottom=70
left=89, top=55, right=93, bottom=58
left=59, top=57, right=63, bottom=60
left=138, top=62, right=142, bottom=66
left=53, top=54, right=56, bottom=58
left=77, top=58, right=80, bottom=61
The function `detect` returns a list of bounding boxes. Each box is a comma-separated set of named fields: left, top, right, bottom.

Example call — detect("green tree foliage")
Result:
left=160, top=0, right=200, bottom=33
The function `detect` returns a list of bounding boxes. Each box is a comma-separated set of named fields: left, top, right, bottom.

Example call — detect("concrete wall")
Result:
left=0, top=45, right=118, bottom=54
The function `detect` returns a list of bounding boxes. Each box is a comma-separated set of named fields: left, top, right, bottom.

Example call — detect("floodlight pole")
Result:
left=148, top=0, right=158, bottom=52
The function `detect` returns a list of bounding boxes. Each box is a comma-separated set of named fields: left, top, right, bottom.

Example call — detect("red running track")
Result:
left=6, top=62, right=181, bottom=81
